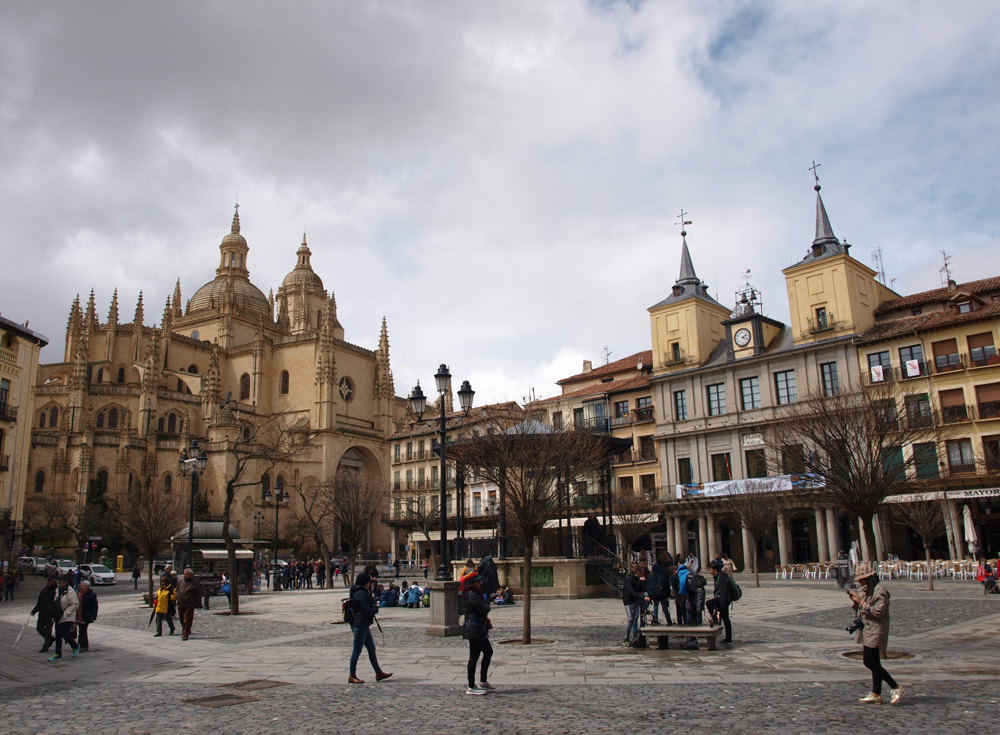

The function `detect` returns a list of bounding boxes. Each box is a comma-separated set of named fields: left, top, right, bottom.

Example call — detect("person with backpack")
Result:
left=622, top=564, right=649, bottom=647
left=648, top=554, right=671, bottom=625
left=347, top=572, right=392, bottom=684
left=707, top=560, right=734, bottom=645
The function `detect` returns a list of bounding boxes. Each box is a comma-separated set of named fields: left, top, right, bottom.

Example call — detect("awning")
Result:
left=543, top=517, right=589, bottom=529
left=414, top=529, right=496, bottom=541
left=198, top=549, right=254, bottom=560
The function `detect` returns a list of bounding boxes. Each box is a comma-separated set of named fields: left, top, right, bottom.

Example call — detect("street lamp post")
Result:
left=253, top=511, right=265, bottom=564
left=262, top=476, right=289, bottom=583
left=409, top=365, right=474, bottom=581
left=178, top=439, right=208, bottom=571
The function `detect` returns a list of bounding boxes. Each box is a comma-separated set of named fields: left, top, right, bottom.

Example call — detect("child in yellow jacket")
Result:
left=154, top=577, right=176, bottom=636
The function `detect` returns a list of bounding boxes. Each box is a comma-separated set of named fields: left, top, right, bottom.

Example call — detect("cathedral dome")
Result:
left=281, top=234, right=324, bottom=291
left=189, top=276, right=271, bottom=317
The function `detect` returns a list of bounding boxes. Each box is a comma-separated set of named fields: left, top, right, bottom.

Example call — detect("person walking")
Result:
left=176, top=568, right=202, bottom=641
left=422, top=559, right=429, bottom=579
left=648, top=554, right=671, bottom=626
left=848, top=569, right=904, bottom=705
left=721, top=552, right=737, bottom=577
left=153, top=575, right=176, bottom=636
left=31, top=574, right=59, bottom=653
left=50, top=575, right=80, bottom=661
left=707, top=560, right=733, bottom=645
left=77, top=580, right=98, bottom=652
left=622, top=564, right=649, bottom=647
left=131, top=563, right=142, bottom=590
left=462, top=572, right=494, bottom=695
left=347, top=572, right=392, bottom=684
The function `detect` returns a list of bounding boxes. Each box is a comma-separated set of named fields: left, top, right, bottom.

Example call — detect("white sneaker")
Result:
left=889, top=687, right=905, bottom=705
left=465, top=686, right=487, bottom=695
left=478, top=681, right=495, bottom=690
left=859, top=692, right=883, bottom=705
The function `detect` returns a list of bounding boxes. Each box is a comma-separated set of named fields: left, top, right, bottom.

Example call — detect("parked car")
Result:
left=78, top=564, right=117, bottom=586
left=44, top=559, right=77, bottom=577
left=19, top=557, right=41, bottom=575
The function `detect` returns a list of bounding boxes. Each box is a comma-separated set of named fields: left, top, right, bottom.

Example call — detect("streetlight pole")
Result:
left=253, top=512, right=264, bottom=565
left=262, top=476, right=289, bottom=580
left=178, top=439, right=208, bottom=571
left=409, top=365, right=474, bottom=581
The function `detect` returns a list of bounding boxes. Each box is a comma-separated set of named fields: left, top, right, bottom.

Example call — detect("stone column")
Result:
left=425, top=580, right=462, bottom=636
left=814, top=507, right=829, bottom=563
left=664, top=516, right=675, bottom=558
left=698, top=515, right=709, bottom=567
left=776, top=513, right=790, bottom=567
left=741, top=523, right=753, bottom=573
left=706, top=513, right=717, bottom=561
left=858, top=523, right=869, bottom=562
left=825, top=508, right=839, bottom=560
left=873, top=512, right=885, bottom=561
left=673, top=515, right=685, bottom=556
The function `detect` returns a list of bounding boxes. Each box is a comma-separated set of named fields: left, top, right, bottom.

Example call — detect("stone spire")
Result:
left=677, top=238, right=699, bottom=284
left=107, top=289, right=119, bottom=327
left=268, top=288, right=275, bottom=320
left=162, top=295, right=173, bottom=332
left=172, top=279, right=183, bottom=317
left=813, top=182, right=838, bottom=248
left=84, top=289, right=97, bottom=332
left=133, top=291, right=144, bottom=327
left=65, top=294, right=82, bottom=362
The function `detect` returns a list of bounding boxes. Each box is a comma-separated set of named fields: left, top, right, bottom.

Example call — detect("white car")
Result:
left=44, top=558, right=77, bottom=577
left=79, top=564, right=117, bottom=586
left=19, top=557, right=41, bottom=575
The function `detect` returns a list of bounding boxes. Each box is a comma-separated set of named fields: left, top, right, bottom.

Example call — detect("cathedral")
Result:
left=28, top=208, right=407, bottom=550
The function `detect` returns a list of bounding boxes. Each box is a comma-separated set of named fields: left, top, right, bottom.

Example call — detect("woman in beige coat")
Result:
left=847, top=570, right=904, bottom=705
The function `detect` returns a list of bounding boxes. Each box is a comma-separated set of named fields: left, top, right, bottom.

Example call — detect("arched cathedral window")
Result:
left=50, top=406, right=58, bottom=427
left=35, top=470, right=45, bottom=493
left=240, top=373, right=250, bottom=400
left=96, top=412, right=105, bottom=429
left=108, top=408, right=118, bottom=429
left=167, top=413, right=176, bottom=434
left=117, top=367, right=126, bottom=384
left=280, top=371, right=289, bottom=395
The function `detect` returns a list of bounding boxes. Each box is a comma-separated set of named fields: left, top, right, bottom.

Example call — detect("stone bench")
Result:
left=642, top=625, right=724, bottom=651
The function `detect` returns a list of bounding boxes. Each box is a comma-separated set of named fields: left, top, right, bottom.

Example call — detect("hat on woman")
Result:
left=855, top=569, right=877, bottom=582
left=463, top=572, right=483, bottom=585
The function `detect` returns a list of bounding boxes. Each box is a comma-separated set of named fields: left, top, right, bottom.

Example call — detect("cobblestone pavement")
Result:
left=1, top=681, right=998, bottom=735
left=2, top=575, right=998, bottom=733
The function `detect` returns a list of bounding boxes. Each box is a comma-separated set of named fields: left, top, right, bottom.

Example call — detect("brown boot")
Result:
left=376, top=671, right=393, bottom=682
left=348, top=674, right=364, bottom=684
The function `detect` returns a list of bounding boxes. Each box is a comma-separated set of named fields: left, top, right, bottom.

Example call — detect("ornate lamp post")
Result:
left=178, top=439, right=208, bottom=570
left=262, top=475, right=289, bottom=568
left=409, top=365, right=474, bottom=581
left=253, top=511, right=265, bottom=564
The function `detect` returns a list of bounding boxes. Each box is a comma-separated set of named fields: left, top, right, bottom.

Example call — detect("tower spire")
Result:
left=107, top=289, right=119, bottom=327
left=675, top=209, right=698, bottom=283
left=810, top=161, right=838, bottom=247
left=133, top=291, right=144, bottom=326
left=172, top=279, right=183, bottom=317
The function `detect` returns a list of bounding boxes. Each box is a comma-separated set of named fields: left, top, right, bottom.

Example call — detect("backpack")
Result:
left=646, top=571, right=667, bottom=601
left=688, top=573, right=707, bottom=590
left=729, top=577, right=742, bottom=602
left=341, top=597, right=354, bottom=624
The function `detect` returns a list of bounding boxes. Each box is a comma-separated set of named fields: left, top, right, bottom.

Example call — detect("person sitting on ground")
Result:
left=495, top=586, right=514, bottom=605
left=406, top=584, right=422, bottom=608
left=385, top=584, right=400, bottom=607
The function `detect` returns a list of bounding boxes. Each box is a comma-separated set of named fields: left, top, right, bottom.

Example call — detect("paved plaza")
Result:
left=1, top=573, right=997, bottom=734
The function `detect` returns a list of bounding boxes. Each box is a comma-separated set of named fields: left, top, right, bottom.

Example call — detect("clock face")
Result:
left=734, top=328, right=752, bottom=348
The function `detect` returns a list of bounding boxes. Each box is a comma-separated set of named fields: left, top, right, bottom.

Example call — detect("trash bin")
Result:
left=116, top=555, right=124, bottom=574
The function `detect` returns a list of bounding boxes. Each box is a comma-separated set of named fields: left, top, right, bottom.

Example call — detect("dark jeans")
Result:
left=863, top=646, right=897, bottom=696
left=350, top=625, right=380, bottom=676
left=78, top=622, right=90, bottom=649
left=36, top=617, right=54, bottom=649
left=674, top=596, right=686, bottom=625
left=468, top=637, right=493, bottom=687
left=54, top=621, right=77, bottom=656
left=708, top=600, right=732, bottom=642
left=155, top=613, right=175, bottom=635
left=652, top=599, right=672, bottom=624
left=133, top=576, right=140, bottom=589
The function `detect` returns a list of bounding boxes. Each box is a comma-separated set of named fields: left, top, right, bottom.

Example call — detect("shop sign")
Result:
left=741, top=432, right=765, bottom=447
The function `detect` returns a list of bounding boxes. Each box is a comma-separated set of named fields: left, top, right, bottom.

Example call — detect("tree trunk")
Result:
left=754, top=549, right=761, bottom=589
left=222, top=492, right=240, bottom=615
left=860, top=513, right=879, bottom=564
left=148, top=557, right=155, bottom=607
left=347, top=544, right=355, bottom=588
left=924, top=543, right=934, bottom=592
left=522, top=541, right=533, bottom=645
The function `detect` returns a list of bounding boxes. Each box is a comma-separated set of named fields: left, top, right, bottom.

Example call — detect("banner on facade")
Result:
left=884, top=487, right=1000, bottom=503
left=676, top=474, right=824, bottom=499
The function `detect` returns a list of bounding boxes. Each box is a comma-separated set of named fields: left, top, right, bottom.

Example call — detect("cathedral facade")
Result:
left=28, top=208, right=407, bottom=552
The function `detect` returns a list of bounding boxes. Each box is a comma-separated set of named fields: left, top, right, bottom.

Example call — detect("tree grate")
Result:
left=181, top=693, right=261, bottom=708
left=219, top=679, right=291, bottom=692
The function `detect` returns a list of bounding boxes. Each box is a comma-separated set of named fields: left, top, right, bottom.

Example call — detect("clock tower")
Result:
left=721, top=284, right=785, bottom=361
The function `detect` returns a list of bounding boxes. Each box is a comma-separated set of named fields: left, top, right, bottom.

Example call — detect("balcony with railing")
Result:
left=898, top=360, right=929, bottom=380
left=933, top=353, right=967, bottom=374
left=0, top=454, right=9, bottom=472
left=969, top=346, right=1000, bottom=369
left=979, top=400, right=1000, bottom=421
left=663, top=347, right=687, bottom=367
left=941, top=404, right=973, bottom=424
left=0, top=402, right=17, bottom=422
left=636, top=448, right=658, bottom=463
left=807, top=311, right=835, bottom=334
left=574, top=416, right=610, bottom=434
left=417, top=449, right=430, bottom=460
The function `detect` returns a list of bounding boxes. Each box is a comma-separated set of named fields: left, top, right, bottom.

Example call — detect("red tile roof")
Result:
left=534, top=374, right=651, bottom=404
left=874, top=277, right=1000, bottom=315
left=389, top=401, right=521, bottom=439
left=858, top=300, right=1000, bottom=343
left=556, top=350, right=653, bottom=385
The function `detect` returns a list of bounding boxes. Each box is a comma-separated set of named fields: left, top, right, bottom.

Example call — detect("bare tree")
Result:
left=398, top=494, right=440, bottom=575
left=323, top=469, right=390, bottom=587
left=283, top=510, right=312, bottom=560
left=114, top=476, right=187, bottom=606
left=449, top=408, right=610, bottom=644
left=726, top=479, right=785, bottom=588
left=613, top=487, right=659, bottom=567
left=890, top=496, right=947, bottom=591
left=25, top=494, right=77, bottom=550
left=293, top=480, right=337, bottom=589
left=768, top=380, right=940, bottom=562
left=217, top=414, right=305, bottom=614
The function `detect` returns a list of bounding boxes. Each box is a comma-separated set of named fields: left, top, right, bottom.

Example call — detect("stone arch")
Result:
left=335, top=444, right=384, bottom=480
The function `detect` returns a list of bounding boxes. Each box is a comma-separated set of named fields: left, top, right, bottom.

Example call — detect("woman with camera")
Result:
left=847, top=569, right=904, bottom=705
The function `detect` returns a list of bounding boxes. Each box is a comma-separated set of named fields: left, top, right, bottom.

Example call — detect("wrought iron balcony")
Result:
left=933, top=353, right=967, bottom=374
left=0, top=402, right=17, bottom=422
left=978, top=401, right=1000, bottom=421
left=0, top=454, right=9, bottom=472
left=807, top=312, right=835, bottom=334
left=941, top=405, right=973, bottom=424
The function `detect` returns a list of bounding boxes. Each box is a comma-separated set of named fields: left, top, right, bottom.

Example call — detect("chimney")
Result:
left=582, top=360, right=592, bottom=373
left=947, top=278, right=957, bottom=292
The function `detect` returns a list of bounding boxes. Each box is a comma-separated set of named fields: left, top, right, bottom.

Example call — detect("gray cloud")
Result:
left=1, top=1, right=998, bottom=403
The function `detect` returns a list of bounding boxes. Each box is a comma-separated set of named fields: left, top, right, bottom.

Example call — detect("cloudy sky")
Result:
left=1, top=1, right=998, bottom=404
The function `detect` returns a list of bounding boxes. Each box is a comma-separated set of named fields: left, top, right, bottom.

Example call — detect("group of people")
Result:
left=29, top=573, right=98, bottom=660
left=623, top=550, right=738, bottom=647
left=151, top=565, right=202, bottom=640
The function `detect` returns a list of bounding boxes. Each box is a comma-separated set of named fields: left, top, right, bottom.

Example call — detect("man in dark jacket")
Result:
left=348, top=572, right=392, bottom=684
left=622, top=564, right=649, bottom=646
left=582, top=513, right=603, bottom=556
left=77, top=580, right=99, bottom=651
left=707, top=560, right=733, bottom=644
left=175, top=568, right=201, bottom=641
left=31, top=575, right=59, bottom=652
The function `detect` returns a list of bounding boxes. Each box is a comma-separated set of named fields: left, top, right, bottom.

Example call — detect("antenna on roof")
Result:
left=871, top=247, right=889, bottom=286
left=939, top=250, right=953, bottom=287
left=603, top=346, right=612, bottom=365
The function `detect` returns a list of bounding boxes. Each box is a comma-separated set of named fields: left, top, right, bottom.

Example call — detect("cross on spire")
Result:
left=675, top=208, right=692, bottom=237
left=809, top=160, right=822, bottom=189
